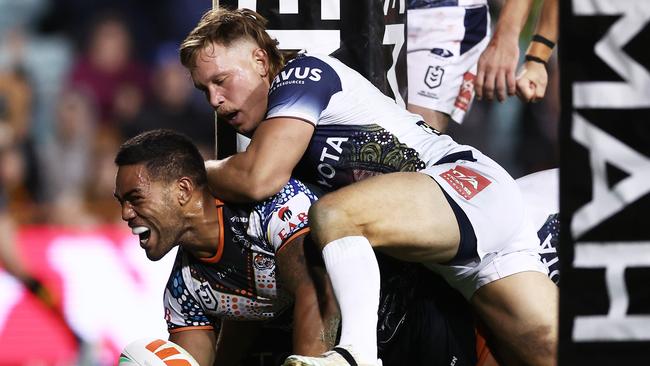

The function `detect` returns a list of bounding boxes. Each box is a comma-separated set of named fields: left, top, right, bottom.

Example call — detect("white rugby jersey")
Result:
left=267, top=53, right=474, bottom=191
left=163, top=179, right=318, bottom=333
left=517, top=169, right=560, bottom=284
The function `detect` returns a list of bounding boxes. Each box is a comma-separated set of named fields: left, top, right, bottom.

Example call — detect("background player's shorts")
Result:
left=407, top=5, right=490, bottom=123
left=420, top=147, right=548, bottom=299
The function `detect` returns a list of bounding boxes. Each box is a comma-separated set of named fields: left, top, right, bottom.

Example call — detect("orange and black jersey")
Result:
left=163, top=179, right=318, bottom=333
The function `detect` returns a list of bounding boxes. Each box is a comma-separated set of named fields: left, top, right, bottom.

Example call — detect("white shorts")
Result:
left=407, top=5, right=490, bottom=123
left=420, top=147, right=548, bottom=299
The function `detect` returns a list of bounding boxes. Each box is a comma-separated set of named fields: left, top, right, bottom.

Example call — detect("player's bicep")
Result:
left=169, top=328, right=217, bottom=365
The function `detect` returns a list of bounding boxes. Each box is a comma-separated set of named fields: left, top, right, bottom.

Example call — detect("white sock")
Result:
left=321, top=236, right=380, bottom=364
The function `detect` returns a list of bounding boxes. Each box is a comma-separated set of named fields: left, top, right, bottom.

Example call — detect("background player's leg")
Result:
left=471, top=271, right=558, bottom=366
left=408, top=104, right=450, bottom=132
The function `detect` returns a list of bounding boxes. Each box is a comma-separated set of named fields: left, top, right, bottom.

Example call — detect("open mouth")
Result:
left=225, top=111, right=238, bottom=120
left=131, top=226, right=151, bottom=246
left=219, top=110, right=238, bottom=123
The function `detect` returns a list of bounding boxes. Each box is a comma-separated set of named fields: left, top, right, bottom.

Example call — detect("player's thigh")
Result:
left=311, top=172, right=460, bottom=263
left=408, top=103, right=450, bottom=132
left=471, top=271, right=558, bottom=361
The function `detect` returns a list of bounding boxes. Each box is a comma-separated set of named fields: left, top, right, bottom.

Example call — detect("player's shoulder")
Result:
left=271, top=54, right=342, bottom=88
left=256, top=178, right=319, bottom=214
left=255, top=178, right=319, bottom=252
left=285, top=53, right=338, bottom=70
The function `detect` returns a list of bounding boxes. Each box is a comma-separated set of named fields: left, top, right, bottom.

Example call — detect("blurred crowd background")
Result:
left=0, top=0, right=558, bottom=228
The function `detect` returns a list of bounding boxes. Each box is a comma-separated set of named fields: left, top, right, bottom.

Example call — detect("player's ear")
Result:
left=253, top=48, right=269, bottom=78
left=177, top=177, right=194, bottom=206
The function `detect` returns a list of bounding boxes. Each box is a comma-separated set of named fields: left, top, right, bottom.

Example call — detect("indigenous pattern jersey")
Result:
left=407, top=0, right=487, bottom=9
left=163, top=179, right=318, bottom=333
left=266, top=54, right=473, bottom=192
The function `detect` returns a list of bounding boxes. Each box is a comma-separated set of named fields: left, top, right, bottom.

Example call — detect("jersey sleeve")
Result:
left=266, top=55, right=342, bottom=125
left=164, top=250, right=218, bottom=333
left=257, top=179, right=320, bottom=252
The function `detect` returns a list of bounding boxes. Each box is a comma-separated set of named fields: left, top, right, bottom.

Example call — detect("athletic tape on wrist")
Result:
left=525, top=54, right=547, bottom=65
left=532, top=34, right=555, bottom=50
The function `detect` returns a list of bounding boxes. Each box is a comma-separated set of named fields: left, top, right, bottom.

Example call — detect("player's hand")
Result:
left=475, top=34, right=519, bottom=102
left=515, top=60, right=548, bottom=103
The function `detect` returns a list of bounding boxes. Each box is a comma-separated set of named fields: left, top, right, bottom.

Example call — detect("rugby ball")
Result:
left=119, top=337, right=200, bottom=366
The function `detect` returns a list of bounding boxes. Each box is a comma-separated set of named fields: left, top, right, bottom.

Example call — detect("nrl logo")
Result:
left=424, top=66, right=444, bottom=89
left=197, top=282, right=218, bottom=311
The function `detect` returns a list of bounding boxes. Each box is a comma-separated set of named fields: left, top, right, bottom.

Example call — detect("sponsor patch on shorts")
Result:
left=454, top=72, right=475, bottom=112
left=439, top=165, right=491, bottom=200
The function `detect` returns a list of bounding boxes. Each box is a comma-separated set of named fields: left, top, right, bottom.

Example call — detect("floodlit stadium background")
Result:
left=0, top=0, right=557, bottom=364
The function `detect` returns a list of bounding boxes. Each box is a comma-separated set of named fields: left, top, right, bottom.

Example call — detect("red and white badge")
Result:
left=454, top=72, right=475, bottom=112
left=439, top=165, right=491, bottom=200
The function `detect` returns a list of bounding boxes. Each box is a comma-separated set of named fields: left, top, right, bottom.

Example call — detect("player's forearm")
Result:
left=205, top=154, right=287, bottom=202
left=277, top=236, right=340, bottom=354
left=292, top=283, right=339, bottom=355
left=525, top=0, right=558, bottom=63
left=536, top=0, right=558, bottom=43
left=205, top=157, right=251, bottom=202
left=492, top=0, right=535, bottom=43
left=207, top=117, right=312, bottom=202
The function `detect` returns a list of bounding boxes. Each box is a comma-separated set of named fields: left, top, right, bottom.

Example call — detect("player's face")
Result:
left=114, top=164, right=183, bottom=261
left=191, top=40, right=270, bottom=136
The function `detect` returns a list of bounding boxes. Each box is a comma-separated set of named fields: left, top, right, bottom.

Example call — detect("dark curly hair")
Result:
left=115, top=129, right=207, bottom=187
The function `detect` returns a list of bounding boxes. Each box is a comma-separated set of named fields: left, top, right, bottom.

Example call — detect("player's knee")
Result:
left=308, top=197, right=355, bottom=247
left=523, top=325, right=557, bottom=365
left=515, top=323, right=557, bottom=366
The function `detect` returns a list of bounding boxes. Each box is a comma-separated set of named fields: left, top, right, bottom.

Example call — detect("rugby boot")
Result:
left=283, top=346, right=382, bottom=366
